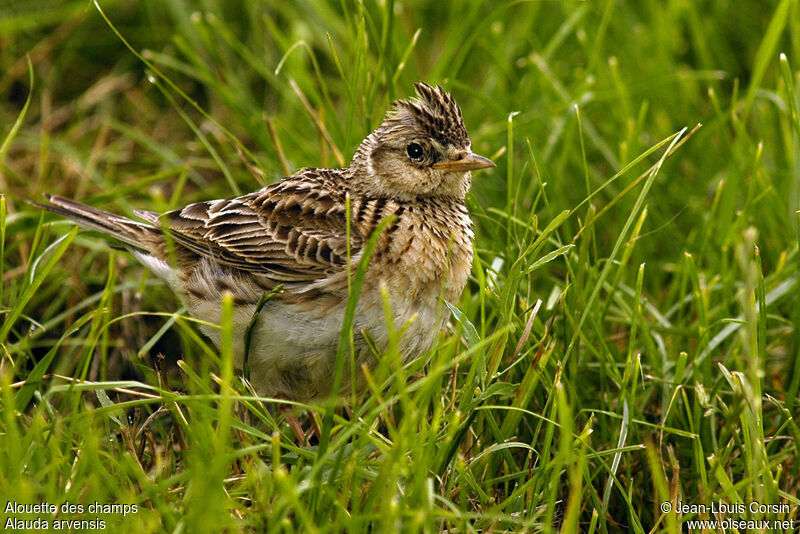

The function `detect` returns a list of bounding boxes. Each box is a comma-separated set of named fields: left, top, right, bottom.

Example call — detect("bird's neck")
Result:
left=348, top=130, right=380, bottom=172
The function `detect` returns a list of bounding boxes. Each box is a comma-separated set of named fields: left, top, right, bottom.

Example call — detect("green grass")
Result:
left=1, top=0, right=800, bottom=532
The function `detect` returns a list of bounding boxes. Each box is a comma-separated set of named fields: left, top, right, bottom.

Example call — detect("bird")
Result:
left=32, top=82, right=495, bottom=405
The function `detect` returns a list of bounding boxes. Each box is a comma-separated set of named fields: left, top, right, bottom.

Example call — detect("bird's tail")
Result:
left=28, top=194, right=159, bottom=251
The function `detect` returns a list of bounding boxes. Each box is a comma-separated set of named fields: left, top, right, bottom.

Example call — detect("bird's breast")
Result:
left=370, top=197, right=473, bottom=305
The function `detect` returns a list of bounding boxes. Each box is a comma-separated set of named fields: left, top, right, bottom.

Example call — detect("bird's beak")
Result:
left=433, top=152, right=496, bottom=172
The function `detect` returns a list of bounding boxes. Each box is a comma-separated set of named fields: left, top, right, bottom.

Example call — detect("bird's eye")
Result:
left=406, top=143, right=424, bottom=161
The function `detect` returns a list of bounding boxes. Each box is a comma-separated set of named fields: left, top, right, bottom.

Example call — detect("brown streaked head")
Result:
left=350, top=83, right=495, bottom=200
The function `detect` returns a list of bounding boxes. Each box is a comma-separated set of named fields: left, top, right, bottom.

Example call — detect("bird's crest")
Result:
left=385, top=83, right=470, bottom=148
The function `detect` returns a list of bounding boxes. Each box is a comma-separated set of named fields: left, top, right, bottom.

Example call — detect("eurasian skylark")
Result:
left=33, top=82, right=494, bottom=402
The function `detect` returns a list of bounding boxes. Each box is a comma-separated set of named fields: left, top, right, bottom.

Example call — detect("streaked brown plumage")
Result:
left=32, top=83, right=495, bottom=402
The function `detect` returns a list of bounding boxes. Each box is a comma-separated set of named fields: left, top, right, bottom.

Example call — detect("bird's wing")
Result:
left=161, top=170, right=359, bottom=282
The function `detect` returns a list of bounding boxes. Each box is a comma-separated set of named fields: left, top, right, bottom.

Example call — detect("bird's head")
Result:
left=350, top=83, right=495, bottom=200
